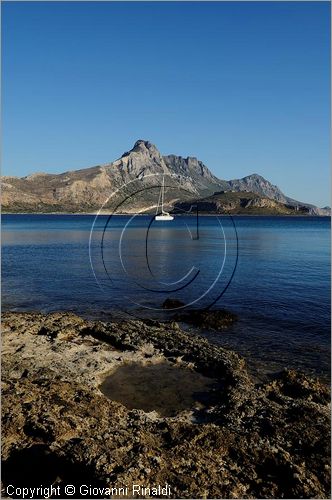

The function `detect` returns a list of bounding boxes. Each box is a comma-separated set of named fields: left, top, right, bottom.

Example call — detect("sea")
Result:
left=2, top=214, right=330, bottom=380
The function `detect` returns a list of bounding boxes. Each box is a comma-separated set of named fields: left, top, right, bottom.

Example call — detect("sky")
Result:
left=2, top=1, right=330, bottom=207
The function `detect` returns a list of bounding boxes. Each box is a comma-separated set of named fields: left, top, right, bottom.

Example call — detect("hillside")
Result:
left=2, top=140, right=330, bottom=215
left=174, top=191, right=310, bottom=216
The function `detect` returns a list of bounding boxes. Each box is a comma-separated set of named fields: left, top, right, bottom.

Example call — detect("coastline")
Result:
left=2, top=212, right=331, bottom=217
left=2, top=310, right=330, bottom=498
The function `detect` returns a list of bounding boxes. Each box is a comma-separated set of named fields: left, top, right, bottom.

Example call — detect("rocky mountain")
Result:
left=227, top=174, right=288, bottom=203
left=2, top=140, right=330, bottom=215
left=163, top=154, right=229, bottom=195
left=226, top=174, right=330, bottom=215
left=2, top=141, right=219, bottom=213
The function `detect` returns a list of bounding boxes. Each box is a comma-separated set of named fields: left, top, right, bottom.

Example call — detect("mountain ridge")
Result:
left=2, top=140, right=330, bottom=215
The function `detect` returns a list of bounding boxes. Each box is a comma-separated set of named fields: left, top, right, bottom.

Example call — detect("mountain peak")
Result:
left=132, top=139, right=159, bottom=154
left=121, top=139, right=160, bottom=159
left=133, top=139, right=154, bottom=149
left=228, top=173, right=286, bottom=203
left=243, top=173, right=266, bottom=181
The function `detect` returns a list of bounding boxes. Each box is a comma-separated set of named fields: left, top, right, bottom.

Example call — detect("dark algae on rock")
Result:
left=1, top=312, right=330, bottom=498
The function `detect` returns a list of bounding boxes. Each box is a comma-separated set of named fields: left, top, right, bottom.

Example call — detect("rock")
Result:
left=1, top=312, right=330, bottom=498
left=175, top=308, right=237, bottom=329
left=162, top=298, right=185, bottom=309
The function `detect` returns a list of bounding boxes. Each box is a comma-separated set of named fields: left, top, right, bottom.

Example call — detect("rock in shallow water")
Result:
left=162, top=298, right=185, bottom=309
left=175, top=308, right=237, bottom=329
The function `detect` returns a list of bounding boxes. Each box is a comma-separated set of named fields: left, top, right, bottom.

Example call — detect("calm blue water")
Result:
left=2, top=214, right=330, bottom=380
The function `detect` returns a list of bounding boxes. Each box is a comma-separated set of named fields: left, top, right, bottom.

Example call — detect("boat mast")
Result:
left=161, top=175, right=164, bottom=213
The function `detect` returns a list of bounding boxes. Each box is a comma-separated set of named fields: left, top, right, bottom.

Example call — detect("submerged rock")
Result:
left=175, top=308, right=237, bottom=329
left=162, top=298, right=185, bottom=309
left=1, top=312, right=330, bottom=499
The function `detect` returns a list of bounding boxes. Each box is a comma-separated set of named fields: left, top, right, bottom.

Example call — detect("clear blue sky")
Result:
left=2, top=1, right=330, bottom=206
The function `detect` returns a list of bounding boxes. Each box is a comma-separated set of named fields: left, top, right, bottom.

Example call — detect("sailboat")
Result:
left=155, top=176, right=174, bottom=221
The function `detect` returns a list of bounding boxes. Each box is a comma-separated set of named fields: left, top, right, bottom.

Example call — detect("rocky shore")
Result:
left=2, top=312, right=330, bottom=498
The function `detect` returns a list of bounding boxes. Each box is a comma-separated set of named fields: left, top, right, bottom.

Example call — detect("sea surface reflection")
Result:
left=2, top=214, right=330, bottom=380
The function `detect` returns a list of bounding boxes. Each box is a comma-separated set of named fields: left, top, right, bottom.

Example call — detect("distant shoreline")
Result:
left=2, top=212, right=331, bottom=217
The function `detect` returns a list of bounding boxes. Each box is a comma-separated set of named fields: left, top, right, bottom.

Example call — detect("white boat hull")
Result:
left=155, top=214, right=174, bottom=221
